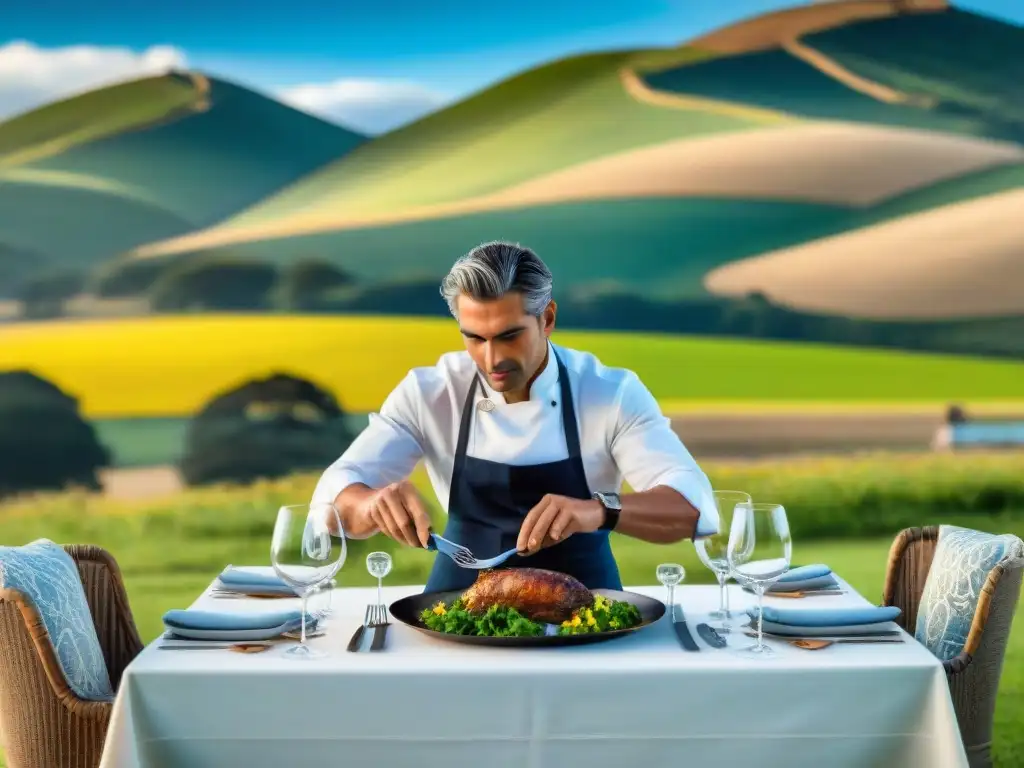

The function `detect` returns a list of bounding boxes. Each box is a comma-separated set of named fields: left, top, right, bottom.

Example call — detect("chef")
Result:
left=311, top=241, right=719, bottom=592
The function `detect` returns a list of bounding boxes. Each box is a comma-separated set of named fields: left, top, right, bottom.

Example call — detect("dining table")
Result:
left=98, top=569, right=969, bottom=768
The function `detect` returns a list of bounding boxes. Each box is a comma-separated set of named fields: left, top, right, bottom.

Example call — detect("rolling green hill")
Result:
left=806, top=9, right=1024, bottom=131
left=643, top=8, right=1023, bottom=143
left=181, top=50, right=762, bottom=230
left=124, top=2, right=1023, bottom=273
left=0, top=72, right=365, bottom=287
left=104, top=158, right=1024, bottom=307
left=5, top=0, right=1023, bottom=349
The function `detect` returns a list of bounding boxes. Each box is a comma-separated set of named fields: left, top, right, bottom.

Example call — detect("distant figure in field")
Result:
left=932, top=404, right=968, bottom=451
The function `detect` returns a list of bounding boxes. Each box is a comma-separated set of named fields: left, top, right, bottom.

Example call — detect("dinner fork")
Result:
left=426, top=532, right=520, bottom=569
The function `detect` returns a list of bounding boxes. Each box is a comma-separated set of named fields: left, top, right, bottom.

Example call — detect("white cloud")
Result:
left=0, top=41, right=448, bottom=136
left=0, top=41, right=187, bottom=121
left=279, top=78, right=449, bottom=135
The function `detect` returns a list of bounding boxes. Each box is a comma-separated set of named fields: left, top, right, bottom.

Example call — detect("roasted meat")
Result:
left=461, top=567, right=593, bottom=623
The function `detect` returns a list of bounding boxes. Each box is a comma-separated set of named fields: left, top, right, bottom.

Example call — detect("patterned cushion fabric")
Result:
left=0, top=539, right=114, bottom=701
left=915, top=525, right=1024, bottom=662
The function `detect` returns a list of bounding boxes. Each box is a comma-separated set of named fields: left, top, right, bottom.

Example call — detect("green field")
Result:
left=1, top=451, right=1023, bottom=766
left=1, top=315, right=1023, bottom=417
left=93, top=415, right=371, bottom=468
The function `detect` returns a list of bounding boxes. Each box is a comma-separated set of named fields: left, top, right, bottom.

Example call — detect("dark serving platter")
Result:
left=388, top=588, right=666, bottom=647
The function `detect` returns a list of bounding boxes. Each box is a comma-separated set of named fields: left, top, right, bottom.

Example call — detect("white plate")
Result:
left=756, top=619, right=903, bottom=637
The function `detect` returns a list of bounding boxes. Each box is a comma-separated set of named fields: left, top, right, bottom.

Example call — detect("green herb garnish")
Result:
left=419, top=593, right=643, bottom=637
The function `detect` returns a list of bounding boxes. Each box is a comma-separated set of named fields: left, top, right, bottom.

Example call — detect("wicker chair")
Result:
left=0, top=544, right=143, bottom=768
left=883, top=526, right=1024, bottom=768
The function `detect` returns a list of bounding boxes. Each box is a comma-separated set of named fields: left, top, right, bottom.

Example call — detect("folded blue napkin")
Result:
left=163, top=609, right=307, bottom=632
left=776, top=564, right=832, bottom=582
left=216, top=566, right=297, bottom=595
left=747, top=605, right=901, bottom=627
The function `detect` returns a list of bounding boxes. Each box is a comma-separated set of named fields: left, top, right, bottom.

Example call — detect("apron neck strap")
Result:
left=554, top=352, right=582, bottom=459
left=451, top=349, right=582, bottom=486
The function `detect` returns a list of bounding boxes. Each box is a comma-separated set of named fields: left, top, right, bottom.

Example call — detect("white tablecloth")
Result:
left=100, top=573, right=967, bottom=768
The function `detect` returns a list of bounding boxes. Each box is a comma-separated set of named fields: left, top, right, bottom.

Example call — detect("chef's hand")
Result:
left=361, top=480, right=432, bottom=548
left=517, top=494, right=604, bottom=554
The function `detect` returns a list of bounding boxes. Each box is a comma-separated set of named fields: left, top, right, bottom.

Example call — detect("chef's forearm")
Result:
left=610, top=486, right=700, bottom=543
left=333, top=483, right=377, bottom=538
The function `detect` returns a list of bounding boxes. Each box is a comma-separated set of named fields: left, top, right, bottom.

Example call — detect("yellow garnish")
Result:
left=586, top=614, right=597, bottom=626
left=432, top=602, right=447, bottom=616
left=571, top=615, right=582, bottom=627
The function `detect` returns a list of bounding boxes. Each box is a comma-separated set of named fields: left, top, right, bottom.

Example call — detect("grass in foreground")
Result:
left=1, top=315, right=1022, bottom=417
left=1, top=452, right=1023, bottom=765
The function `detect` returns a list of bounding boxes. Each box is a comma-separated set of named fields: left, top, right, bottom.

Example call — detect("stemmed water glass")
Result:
left=695, top=490, right=752, bottom=633
left=271, top=502, right=347, bottom=659
left=656, top=563, right=685, bottom=610
left=727, top=502, right=792, bottom=658
left=366, top=551, right=392, bottom=610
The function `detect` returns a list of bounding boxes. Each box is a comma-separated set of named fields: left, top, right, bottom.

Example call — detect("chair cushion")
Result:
left=915, top=525, right=1024, bottom=662
left=0, top=539, right=114, bottom=701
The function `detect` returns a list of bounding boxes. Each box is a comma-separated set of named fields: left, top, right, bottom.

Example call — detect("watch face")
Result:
left=597, top=492, right=622, bottom=510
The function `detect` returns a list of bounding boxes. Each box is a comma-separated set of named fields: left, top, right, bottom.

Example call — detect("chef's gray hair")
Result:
left=440, top=241, right=553, bottom=318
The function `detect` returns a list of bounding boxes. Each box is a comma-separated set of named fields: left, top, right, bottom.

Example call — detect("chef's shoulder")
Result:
left=557, top=344, right=651, bottom=408
left=381, top=349, right=474, bottom=415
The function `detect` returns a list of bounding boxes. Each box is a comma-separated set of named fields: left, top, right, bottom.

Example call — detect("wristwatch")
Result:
left=593, top=492, right=622, bottom=531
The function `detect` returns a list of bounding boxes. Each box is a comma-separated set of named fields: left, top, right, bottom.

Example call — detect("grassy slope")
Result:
left=0, top=242, right=53, bottom=297
left=25, top=77, right=365, bottom=226
left=642, top=8, right=1024, bottom=143
left=141, top=158, right=1024, bottom=299
left=805, top=9, right=1024, bottom=136
left=123, top=7, right=1023, bottom=298
left=0, top=315, right=1021, bottom=417
left=0, top=74, right=364, bottom=278
left=0, top=176, right=193, bottom=265
left=178, top=198, right=853, bottom=295
left=125, top=49, right=764, bottom=258
left=0, top=74, right=198, bottom=162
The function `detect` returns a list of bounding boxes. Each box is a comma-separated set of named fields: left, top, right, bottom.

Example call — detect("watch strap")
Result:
left=594, top=493, right=621, bottom=531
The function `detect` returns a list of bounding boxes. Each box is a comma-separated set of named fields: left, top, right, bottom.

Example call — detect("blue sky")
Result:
left=1, top=0, right=1021, bottom=132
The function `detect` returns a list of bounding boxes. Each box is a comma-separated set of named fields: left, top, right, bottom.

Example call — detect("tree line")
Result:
left=0, top=371, right=356, bottom=499
left=10, top=254, right=1024, bottom=360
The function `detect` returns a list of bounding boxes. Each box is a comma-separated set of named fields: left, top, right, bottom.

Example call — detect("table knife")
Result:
left=346, top=624, right=366, bottom=653
left=671, top=605, right=700, bottom=651
left=369, top=623, right=389, bottom=651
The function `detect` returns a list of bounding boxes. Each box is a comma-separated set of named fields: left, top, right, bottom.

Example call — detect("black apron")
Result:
left=424, top=351, right=622, bottom=593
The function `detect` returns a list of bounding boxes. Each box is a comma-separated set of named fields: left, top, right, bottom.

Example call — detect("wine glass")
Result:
left=271, top=502, right=347, bottom=659
left=727, top=502, right=792, bottom=657
left=313, top=578, right=337, bottom=622
left=656, top=563, right=685, bottom=610
left=366, top=551, right=392, bottom=609
left=695, top=490, right=751, bottom=633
